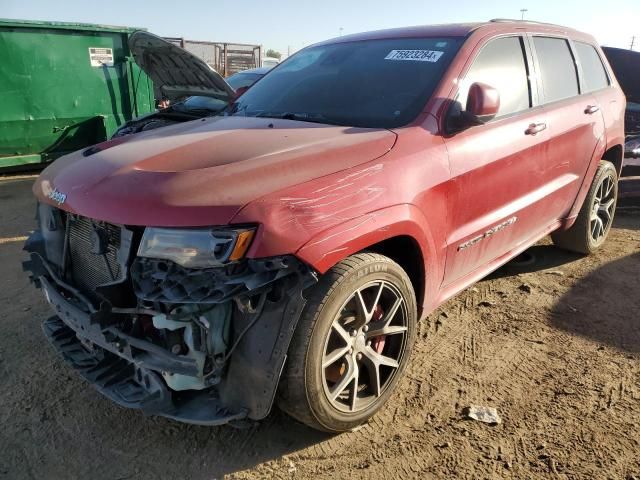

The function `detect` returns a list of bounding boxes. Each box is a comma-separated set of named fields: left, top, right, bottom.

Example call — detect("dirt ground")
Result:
left=1, top=175, right=639, bottom=480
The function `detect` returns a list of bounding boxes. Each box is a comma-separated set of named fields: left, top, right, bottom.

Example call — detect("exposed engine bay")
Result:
left=23, top=203, right=317, bottom=425
left=111, top=104, right=223, bottom=138
left=111, top=113, right=184, bottom=137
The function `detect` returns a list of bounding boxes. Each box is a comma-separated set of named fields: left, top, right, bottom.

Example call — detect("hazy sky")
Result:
left=2, top=0, right=638, bottom=54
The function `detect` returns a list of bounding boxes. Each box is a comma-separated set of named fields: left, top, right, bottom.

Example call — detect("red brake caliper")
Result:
left=371, top=304, right=386, bottom=353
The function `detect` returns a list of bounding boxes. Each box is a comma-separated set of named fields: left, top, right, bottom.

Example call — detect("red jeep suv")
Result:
left=24, top=21, right=625, bottom=432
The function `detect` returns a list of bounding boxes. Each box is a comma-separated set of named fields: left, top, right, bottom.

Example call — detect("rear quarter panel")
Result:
left=565, top=44, right=626, bottom=221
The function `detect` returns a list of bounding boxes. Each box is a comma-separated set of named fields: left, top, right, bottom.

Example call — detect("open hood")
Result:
left=129, top=31, right=235, bottom=102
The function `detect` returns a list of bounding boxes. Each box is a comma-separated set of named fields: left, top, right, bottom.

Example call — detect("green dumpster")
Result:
left=0, top=19, right=155, bottom=170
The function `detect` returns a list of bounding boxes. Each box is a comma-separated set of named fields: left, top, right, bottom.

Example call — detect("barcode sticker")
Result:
left=384, top=50, right=444, bottom=62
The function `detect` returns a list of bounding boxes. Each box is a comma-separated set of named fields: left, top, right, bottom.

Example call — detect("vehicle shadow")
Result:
left=487, top=245, right=584, bottom=280
left=489, top=208, right=638, bottom=280
left=613, top=205, right=640, bottom=230
left=549, top=251, right=640, bottom=353
left=87, top=403, right=333, bottom=479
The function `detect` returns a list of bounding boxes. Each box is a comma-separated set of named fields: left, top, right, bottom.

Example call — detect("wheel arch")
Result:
left=295, top=203, right=440, bottom=315
left=564, top=139, right=623, bottom=224
left=364, top=236, right=425, bottom=313
left=602, top=144, right=623, bottom=176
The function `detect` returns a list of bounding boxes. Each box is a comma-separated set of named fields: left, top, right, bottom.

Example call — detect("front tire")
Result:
left=552, top=160, right=618, bottom=254
left=277, top=253, right=417, bottom=432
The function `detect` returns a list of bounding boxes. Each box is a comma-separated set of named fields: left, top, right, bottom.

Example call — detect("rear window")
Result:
left=574, top=42, right=609, bottom=92
left=533, top=37, right=579, bottom=103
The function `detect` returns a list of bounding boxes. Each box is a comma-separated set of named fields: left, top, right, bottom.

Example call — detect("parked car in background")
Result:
left=226, top=66, right=271, bottom=90
left=25, top=20, right=624, bottom=433
left=602, top=46, right=640, bottom=174
left=261, top=56, right=280, bottom=68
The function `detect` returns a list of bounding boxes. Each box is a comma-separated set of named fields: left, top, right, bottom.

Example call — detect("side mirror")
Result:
left=233, top=86, right=250, bottom=99
left=463, top=82, right=500, bottom=125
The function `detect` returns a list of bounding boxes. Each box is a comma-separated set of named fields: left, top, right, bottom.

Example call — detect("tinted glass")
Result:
left=177, top=96, right=227, bottom=112
left=227, top=72, right=264, bottom=90
left=575, top=42, right=609, bottom=92
left=225, top=38, right=463, bottom=128
left=533, top=37, right=579, bottom=103
left=459, top=36, right=530, bottom=117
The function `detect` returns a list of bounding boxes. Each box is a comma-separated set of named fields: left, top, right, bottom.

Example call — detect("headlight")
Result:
left=137, top=227, right=256, bottom=268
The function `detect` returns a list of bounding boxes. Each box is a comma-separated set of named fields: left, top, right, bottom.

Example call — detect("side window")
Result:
left=533, top=37, right=579, bottom=103
left=459, top=36, right=531, bottom=118
left=574, top=42, right=609, bottom=92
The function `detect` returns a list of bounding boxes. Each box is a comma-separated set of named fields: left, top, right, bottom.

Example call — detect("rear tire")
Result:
left=552, top=160, right=618, bottom=254
left=277, top=253, right=417, bottom=432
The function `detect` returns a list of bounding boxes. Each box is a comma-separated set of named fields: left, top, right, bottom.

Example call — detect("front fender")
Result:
left=295, top=203, right=442, bottom=312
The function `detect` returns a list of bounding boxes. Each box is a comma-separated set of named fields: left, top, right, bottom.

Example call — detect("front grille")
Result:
left=68, top=215, right=123, bottom=292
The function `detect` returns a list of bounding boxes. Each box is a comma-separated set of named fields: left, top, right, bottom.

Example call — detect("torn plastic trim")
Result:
left=25, top=238, right=319, bottom=423
left=42, top=316, right=247, bottom=426
left=131, top=255, right=306, bottom=304
left=23, top=241, right=203, bottom=378
left=36, top=272, right=200, bottom=377
left=23, top=248, right=99, bottom=314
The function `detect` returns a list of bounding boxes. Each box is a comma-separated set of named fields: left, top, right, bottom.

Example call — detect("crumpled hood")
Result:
left=33, top=116, right=396, bottom=226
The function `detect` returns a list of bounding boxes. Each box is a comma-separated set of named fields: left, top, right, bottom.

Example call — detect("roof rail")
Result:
left=489, top=18, right=565, bottom=27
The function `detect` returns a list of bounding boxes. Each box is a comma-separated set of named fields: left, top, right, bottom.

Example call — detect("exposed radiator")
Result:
left=68, top=215, right=123, bottom=292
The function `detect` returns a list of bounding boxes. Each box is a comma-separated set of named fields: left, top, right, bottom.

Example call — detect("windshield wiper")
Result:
left=254, top=111, right=333, bottom=124
left=181, top=108, right=221, bottom=115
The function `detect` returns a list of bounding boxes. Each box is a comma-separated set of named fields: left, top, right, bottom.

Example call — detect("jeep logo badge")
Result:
left=47, top=188, right=67, bottom=205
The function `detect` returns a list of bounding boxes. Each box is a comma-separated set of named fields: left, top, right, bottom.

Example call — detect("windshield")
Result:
left=226, top=37, right=462, bottom=128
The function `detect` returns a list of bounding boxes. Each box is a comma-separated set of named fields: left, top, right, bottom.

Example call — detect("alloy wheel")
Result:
left=590, top=172, right=616, bottom=243
left=321, top=280, right=409, bottom=413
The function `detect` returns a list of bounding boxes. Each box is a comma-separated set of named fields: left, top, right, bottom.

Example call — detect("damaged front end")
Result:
left=23, top=203, right=316, bottom=426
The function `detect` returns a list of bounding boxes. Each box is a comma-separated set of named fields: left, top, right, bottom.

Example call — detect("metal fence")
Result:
left=163, top=37, right=262, bottom=76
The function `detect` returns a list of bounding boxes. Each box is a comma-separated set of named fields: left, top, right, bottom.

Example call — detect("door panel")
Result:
left=443, top=112, right=550, bottom=284
left=530, top=36, right=606, bottom=218
left=538, top=94, right=604, bottom=218
left=442, top=35, right=552, bottom=285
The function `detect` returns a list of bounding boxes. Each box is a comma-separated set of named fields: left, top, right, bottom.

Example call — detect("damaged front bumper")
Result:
left=24, top=214, right=316, bottom=426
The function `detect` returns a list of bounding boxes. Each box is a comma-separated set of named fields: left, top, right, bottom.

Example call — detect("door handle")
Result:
left=525, top=122, right=547, bottom=135
left=584, top=105, right=600, bottom=114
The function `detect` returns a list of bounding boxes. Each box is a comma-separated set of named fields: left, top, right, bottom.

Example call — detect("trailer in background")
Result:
left=163, top=37, right=262, bottom=76
left=0, top=19, right=155, bottom=170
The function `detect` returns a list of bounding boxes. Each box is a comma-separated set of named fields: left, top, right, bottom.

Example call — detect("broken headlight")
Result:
left=137, top=227, right=256, bottom=268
